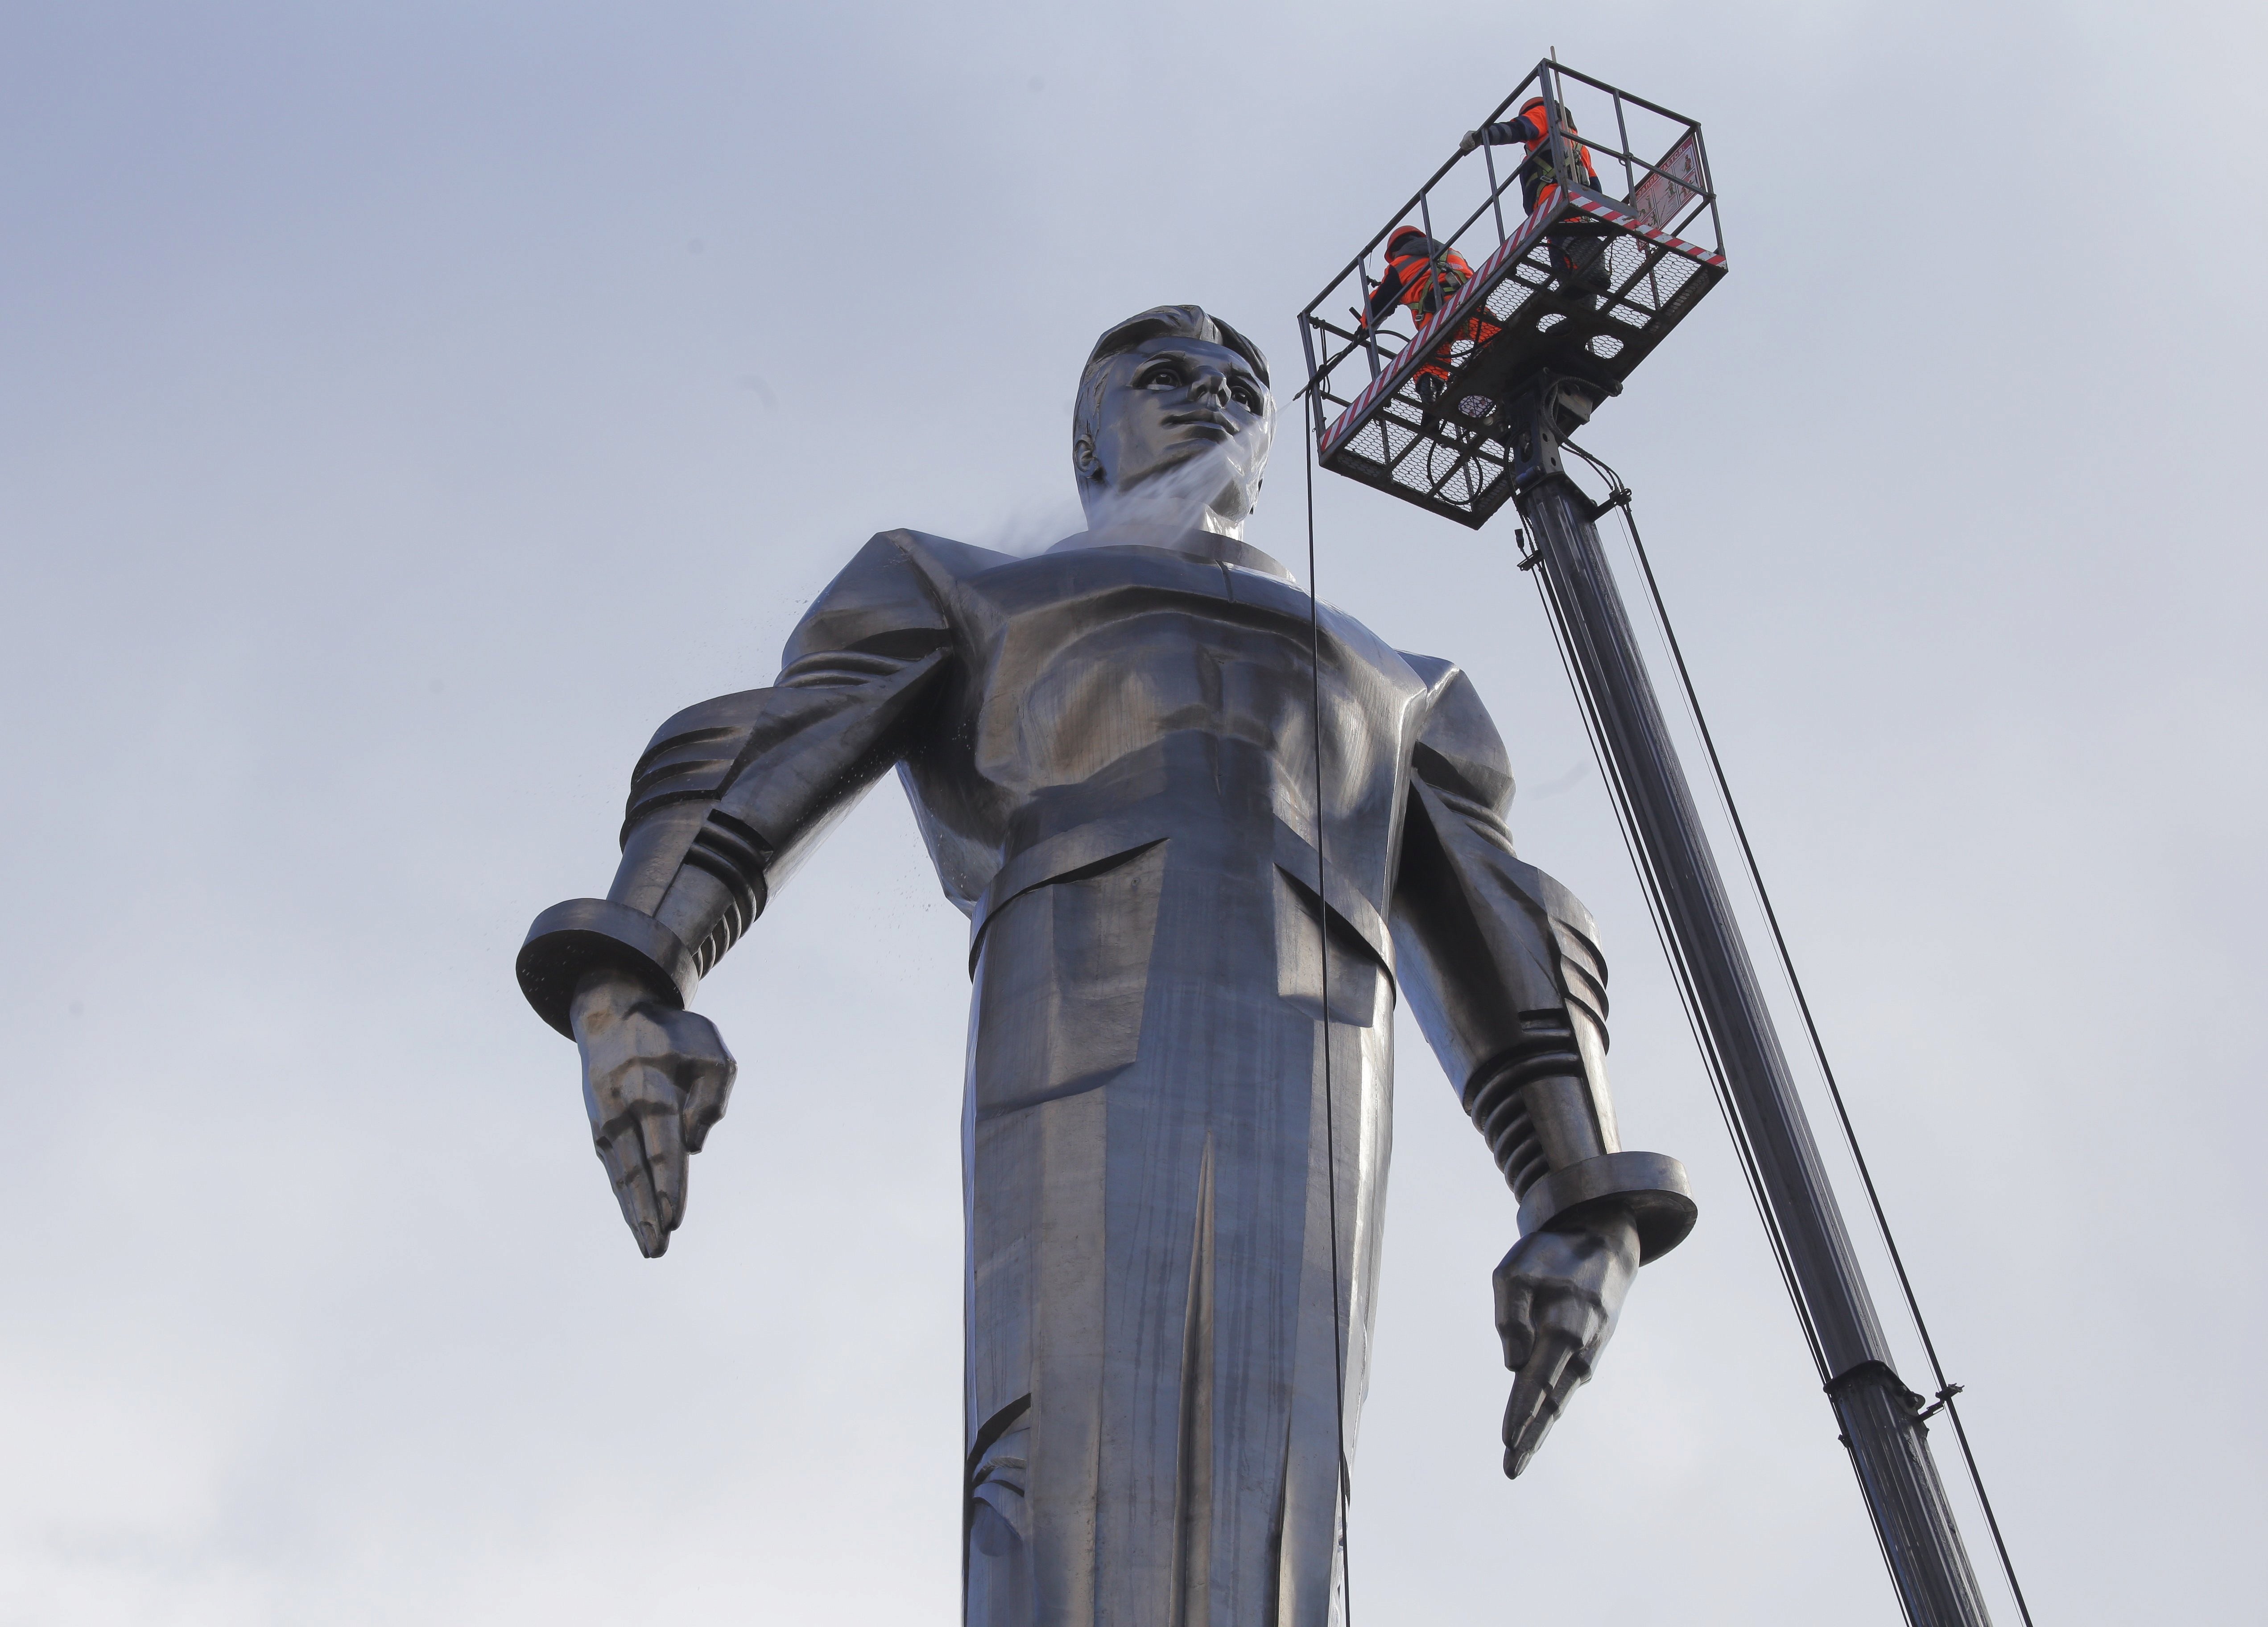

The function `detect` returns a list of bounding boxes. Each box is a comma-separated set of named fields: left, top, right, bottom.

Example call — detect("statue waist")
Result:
left=969, top=738, right=1395, bottom=986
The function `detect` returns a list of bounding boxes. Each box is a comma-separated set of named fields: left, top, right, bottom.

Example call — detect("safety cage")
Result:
left=1297, top=61, right=1727, bottom=528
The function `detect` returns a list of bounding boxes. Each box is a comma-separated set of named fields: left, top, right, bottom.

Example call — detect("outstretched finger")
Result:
left=638, top=1103, right=687, bottom=1238
left=1502, top=1327, right=1580, bottom=1478
left=596, top=1123, right=666, bottom=1257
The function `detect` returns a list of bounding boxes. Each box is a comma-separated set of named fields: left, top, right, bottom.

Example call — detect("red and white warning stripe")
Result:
left=1317, top=198, right=1725, bottom=463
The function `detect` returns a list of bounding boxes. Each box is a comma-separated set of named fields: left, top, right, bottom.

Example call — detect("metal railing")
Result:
left=1297, top=59, right=1724, bottom=472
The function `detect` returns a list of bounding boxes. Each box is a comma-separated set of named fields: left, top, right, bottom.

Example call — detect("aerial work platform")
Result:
left=1297, top=61, right=1725, bottom=527
left=1291, top=58, right=2032, bottom=1627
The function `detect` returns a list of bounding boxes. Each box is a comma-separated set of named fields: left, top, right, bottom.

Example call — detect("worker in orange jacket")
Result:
left=1459, top=96, right=1611, bottom=296
left=1360, top=226, right=1502, bottom=406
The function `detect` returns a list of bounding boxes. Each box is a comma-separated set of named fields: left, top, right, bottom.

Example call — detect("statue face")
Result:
left=1076, top=335, right=1275, bottom=537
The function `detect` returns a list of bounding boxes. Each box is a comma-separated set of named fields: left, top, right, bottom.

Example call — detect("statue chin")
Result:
left=1082, top=495, right=1249, bottom=541
left=1081, top=453, right=1260, bottom=540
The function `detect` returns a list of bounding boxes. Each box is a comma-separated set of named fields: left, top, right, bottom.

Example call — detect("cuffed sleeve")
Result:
left=1479, top=114, right=1540, bottom=149
left=516, top=532, right=955, bottom=1033
left=1364, top=264, right=1409, bottom=326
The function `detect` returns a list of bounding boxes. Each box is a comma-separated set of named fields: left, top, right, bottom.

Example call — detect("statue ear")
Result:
left=1074, top=434, right=1104, bottom=485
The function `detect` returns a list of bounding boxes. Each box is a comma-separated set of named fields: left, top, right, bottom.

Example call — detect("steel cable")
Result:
left=1302, top=420, right=1355, bottom=1626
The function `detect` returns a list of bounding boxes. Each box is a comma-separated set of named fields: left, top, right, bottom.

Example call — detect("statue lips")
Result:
left=1161, top=408, right=1239, bottom=442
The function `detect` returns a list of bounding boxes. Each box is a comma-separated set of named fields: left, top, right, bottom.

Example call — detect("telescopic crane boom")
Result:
left=1297, top=58, right=2012, bottom=1627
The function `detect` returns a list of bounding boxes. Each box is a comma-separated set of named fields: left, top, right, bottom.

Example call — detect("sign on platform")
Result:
left=1628, top=131, right=1704, bottom=233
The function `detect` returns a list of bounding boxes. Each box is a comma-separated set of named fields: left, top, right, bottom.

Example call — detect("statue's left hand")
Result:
left=1492, top=1206, right=1641, bottom=1478
left=569, top=968, right=737, bottom=1258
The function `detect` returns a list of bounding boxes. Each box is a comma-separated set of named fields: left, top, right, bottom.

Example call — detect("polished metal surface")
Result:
left=1513, top=439, right=1992, bottom=1626
left=1515, top=1149, right=1694, bottom=1261
left=521, top=306, right=1693, bottom=1625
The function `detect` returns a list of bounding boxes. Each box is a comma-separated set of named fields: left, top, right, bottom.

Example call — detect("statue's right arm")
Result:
left=516, top=532, right=957, bottom=1255
left=1391, top=657, right=1695, bottom=1476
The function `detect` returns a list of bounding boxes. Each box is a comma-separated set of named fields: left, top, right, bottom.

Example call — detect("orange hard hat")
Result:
left=1518, top=94, right=1577, bottom=129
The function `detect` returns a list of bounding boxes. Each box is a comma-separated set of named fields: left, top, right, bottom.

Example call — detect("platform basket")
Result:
left=1298, top=62, right=1728, bottom=529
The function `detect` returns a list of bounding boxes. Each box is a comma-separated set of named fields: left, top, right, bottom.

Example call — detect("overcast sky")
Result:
left=3, top=2, right=2262, bottom=1623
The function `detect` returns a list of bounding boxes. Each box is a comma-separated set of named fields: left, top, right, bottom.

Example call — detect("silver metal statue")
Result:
left=517, top=306, right=1694, bottom=1626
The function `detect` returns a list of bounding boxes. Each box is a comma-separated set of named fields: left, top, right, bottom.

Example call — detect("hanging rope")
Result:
left=1556, top=438, right=2036, bottom=1627
left=1302, top=419, right=1355, bottom=1625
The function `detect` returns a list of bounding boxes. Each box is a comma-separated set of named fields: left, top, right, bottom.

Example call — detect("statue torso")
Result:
left=894, top=533, right=1434, bottom=947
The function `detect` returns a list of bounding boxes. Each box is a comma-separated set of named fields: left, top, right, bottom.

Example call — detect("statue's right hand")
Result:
left=568, top=967, right=736, bottom=1258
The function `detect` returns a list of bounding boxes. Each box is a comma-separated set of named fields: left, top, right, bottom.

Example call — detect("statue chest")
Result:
left=948, top=549, right=1427, bottom=801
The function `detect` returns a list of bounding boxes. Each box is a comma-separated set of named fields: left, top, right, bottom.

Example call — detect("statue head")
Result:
left=1073, top=305, right=1275, bottom=539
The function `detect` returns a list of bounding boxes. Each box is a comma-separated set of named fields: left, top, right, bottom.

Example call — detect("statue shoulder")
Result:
left=876, top=528, right=1017, bottom=582
left=781, top=529, right=1007, bottom=665
left=1397, top=650, right=1460, bottom=694
left=1398, top=650, right=1516, bottom=815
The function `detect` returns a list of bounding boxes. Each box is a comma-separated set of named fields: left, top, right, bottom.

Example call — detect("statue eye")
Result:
left=1141, top=366, right=1182, bottom=389
left=1231, top=384, right=1260, bottom=411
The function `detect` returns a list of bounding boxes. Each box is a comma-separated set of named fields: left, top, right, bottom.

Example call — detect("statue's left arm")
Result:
left=1390, top=657, right=1696, bottom=1477
left=515, top=532, right=957, bottom=1255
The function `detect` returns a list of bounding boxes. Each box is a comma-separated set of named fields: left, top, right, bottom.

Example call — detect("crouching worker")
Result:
left=1359, top=225, right=1503, bottom=408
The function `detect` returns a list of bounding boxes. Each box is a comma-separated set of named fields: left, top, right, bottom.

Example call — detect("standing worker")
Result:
left=1459, top=95, right=1611, bottom=295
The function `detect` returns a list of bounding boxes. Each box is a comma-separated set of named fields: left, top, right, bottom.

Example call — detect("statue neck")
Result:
left=1049, top=523, right=1300, bottom=584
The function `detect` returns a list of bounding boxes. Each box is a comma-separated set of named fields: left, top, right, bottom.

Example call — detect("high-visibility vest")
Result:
left=1385, top=240, right=1475, bottom=319
left=1380, top=235, right=1500, bottom=390
left=1510, top=97, right=1599, bottom=199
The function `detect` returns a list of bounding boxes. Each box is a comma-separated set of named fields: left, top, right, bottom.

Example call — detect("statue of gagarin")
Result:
left=517, top=305, right=1694, bottom=1626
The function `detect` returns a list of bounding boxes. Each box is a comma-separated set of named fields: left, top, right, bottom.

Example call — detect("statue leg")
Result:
left=962, top=854, right=1394, bottom=1627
